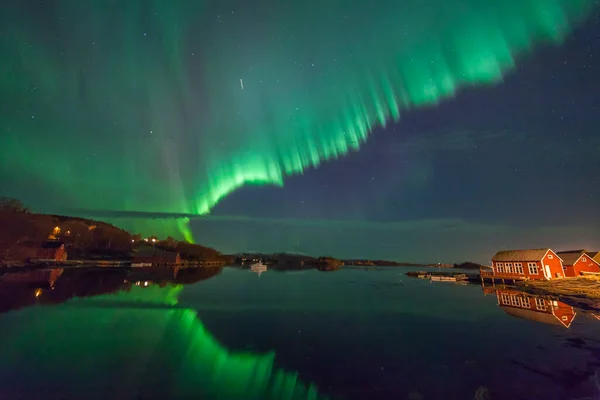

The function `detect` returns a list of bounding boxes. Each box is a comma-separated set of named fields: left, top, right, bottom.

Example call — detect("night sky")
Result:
left=1, top=1, right=599, bottom=263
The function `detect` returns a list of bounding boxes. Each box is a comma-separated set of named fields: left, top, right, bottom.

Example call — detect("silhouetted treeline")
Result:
left=153, top=239, right=232, bottom=263
left=453, top=262, right=483, bottom=269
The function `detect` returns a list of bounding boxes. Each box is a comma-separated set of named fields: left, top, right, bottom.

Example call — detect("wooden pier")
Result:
left=406, top=269, right=530, bottom=286
left=479, top=269, right=529, bottom=285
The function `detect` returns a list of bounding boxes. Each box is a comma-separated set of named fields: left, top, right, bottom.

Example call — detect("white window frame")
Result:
left=535, top=298, right=546, bottom=310
left=510, top=295, right=520, bottom=307
left=501, top=293, right=510, bottom=305
left=519, top=297, right=530, bottom=308
left=548, top=254, right=553, bottom=259
left=582, top=257, right=587, bottom=262
left=506, top=262, right=513, bottom=273
left=515, top=262, right=524, bottom=274
left=528, top=262, right=539, bottom=275
left=496, top=262, right=504, bottom=273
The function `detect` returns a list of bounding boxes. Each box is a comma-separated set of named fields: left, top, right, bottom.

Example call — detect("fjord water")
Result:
left=0, top=267, right=599, bottom=400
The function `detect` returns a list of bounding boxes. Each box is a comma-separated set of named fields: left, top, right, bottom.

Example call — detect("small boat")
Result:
left=431, top=275, right=458, bottom=282
left=250, top=260, right=267, bottom=277
left=251, top=259, right=266, bottom=268
left=430, top=274, right=469, bottom=283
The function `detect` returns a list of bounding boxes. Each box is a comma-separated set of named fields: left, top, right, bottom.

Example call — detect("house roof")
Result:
left=558, top=249, right=589, bottom=254
left=491, top=249, right=550, bottom=262
left=557, top=250, right=599, bottom=266
left=501, top=306, right=569, bottom=328
left=557, top=252, right=584, bottom=266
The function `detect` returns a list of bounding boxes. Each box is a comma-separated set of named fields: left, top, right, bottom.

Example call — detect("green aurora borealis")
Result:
left=0, top=0, right=595, bottom=240
left=0, top=284, right=330, bottom=399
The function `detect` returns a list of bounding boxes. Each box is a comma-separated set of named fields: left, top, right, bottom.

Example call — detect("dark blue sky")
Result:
left=197, top=15, right=600, bottom=262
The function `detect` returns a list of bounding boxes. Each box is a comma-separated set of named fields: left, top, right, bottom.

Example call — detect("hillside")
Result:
left=0, top=205, right=132, bottom=260
left=0, top=198, right=230, bottom=264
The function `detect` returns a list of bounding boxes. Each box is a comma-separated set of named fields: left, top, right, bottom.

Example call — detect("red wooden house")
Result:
left=37, top=242, right=68, bottom=262
left=489, top=248, right=564, bottom=280
left=484, top=286, right=576, bottom=328
left=557, top=250, right=600, bottom=277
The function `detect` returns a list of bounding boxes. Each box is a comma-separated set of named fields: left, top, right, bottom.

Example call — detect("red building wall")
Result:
left=572, top=256, right=600, bottom=276
left=542, top=250, right=564, bottom=279
left=553, top=302, right=577, bottom=327
left=491, top=250, right=564, bottom=280
left=496, top=288, right=547, bottom=312
left=495, top=288, right=575, bottom=327
left=564, top=266, right=576, bottom=277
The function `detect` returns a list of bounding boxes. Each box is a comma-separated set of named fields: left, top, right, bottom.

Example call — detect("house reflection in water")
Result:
left=483, top=286, right=576, bottom=328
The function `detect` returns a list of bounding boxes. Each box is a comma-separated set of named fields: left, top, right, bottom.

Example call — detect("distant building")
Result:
left=558, top=250, right=600, bottom=277
left=3, top=241, right=68, bottom=263
left=37, top=242, right=68, bottom=262
left=131, top=244, right=181, bottom=267
left=485, top=287, right=576, bottom=328
left=489, top=248, right=564, bottom=280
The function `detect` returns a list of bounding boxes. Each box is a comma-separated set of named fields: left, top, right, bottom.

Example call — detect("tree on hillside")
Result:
left=0, top=197, right=29, bottom=213
left=0, top=212, right=44, bottom=261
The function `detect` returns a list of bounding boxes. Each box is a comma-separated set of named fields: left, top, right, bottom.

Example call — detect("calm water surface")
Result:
left=0, top=266, right=599, bottom=400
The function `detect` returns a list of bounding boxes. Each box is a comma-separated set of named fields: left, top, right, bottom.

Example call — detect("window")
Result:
left=528, top=262, right=539, bottom=275
left=519, top=297, right=530, bottom=308
left=582, top=257, right=587, bottom=262
left=535, top=298, right=546, bottom=310
left=506, top=263, right=513, bottom=273
left=548, top=254, right=553, bottom=259
left=562, top=316, right=568, bottom=321
left=510, top=295, right=520, bottom=307
left=496, top=262, right=504, bottom=273
left=500, top=293, right=510, bottom=305
left=515, top=262, right=524, bottom=274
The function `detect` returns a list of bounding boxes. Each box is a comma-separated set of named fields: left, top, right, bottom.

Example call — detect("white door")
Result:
left=544, top=265, right=551, bottom=279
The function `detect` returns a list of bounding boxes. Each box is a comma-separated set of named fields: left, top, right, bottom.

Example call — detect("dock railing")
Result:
left=480, top=268, right=494, bottom=278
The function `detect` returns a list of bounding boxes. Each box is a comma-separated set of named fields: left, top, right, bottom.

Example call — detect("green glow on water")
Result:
left=0, top=285, right=330, bottom=399
left=0, top=1, right=594, bottom=239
